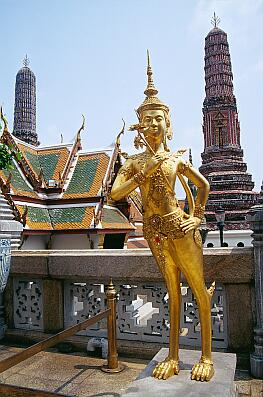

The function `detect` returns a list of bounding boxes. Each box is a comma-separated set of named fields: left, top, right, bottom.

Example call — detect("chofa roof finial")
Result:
left=0, top=106, right=8, bottom=131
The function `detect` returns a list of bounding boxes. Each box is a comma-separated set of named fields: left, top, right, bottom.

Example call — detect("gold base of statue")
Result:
left=101, top=362, right=126, bottom=373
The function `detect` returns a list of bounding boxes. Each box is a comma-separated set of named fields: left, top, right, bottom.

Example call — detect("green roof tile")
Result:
left=24, top=150, right=41, bottom=175
left=3, top=164, right=34, bottom=194
left=27, top=206, right=51, bottom=224
left=102, top=207, right=128, bottom=224
left=39, top=153, right=59, bottom=181
left=65, top=158, right=99, bottom=194
left=49, top=207, right=86, bottom=224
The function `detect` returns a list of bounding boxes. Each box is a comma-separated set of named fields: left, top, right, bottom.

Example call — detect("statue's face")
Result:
left=141, top=109, right=166, bottom=142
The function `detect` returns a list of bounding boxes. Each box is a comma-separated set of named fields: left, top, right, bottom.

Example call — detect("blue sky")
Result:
left=1, top=0, right=263, bottom=192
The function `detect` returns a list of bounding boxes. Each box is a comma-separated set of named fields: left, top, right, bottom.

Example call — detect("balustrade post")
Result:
left=247, top=182, right=263, bottom=379
left=101, top=279, right=125, bottom=373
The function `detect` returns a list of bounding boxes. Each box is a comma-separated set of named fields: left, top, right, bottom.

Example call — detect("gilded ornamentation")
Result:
left=148, top=168, right=176, bottom=207
left=118, top=166, right=134, bottom=180
left=128, top=152, right=151, bottom=165
left=194, top=229, right=203, bottom=249
left=134, top=134, right=144, bottom=150
left=143, top=210, right=186, bottom=241
left=111, top=53, right=214, bottom=382
left=179, top=160, right=193, bottom=175
left=133, top=170, right=146, bottom=186
left=193, top=204, right=206, bottom=219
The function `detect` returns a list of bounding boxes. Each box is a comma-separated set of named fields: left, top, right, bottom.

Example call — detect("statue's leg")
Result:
left=148, top=237, right=181, bottom=380
left=169, top=231, right=214, bottom=381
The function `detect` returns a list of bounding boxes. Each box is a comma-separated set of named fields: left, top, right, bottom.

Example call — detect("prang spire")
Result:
left=199, top=16, right=258, bottom=230
left=13, top=57, right=38, bottom=146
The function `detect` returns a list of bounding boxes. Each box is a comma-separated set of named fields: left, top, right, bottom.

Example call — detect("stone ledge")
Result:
left=122, top=348, right=237, bottom=397
left=10, top=247, right=253, bottom=283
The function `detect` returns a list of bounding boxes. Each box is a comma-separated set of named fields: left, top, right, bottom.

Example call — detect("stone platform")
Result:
left=122, top=348, right=237, bottom=397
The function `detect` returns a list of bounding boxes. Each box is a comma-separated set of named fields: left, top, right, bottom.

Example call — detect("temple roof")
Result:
left=16, top=204, right=133, bottom=231
left=0, top=124, right=132, bottom=235
left=16, top=141, right=71, bottom=183
left=0, top=167, right=37, bottom=198
left=63, top=152, right=110, bottom=198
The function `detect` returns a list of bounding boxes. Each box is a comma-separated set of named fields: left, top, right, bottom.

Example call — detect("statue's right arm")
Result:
left=111, top=159, right=139, bottom=201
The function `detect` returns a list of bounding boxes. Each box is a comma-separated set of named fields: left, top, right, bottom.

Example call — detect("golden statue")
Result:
left=111, top=52, right=215, bottom=382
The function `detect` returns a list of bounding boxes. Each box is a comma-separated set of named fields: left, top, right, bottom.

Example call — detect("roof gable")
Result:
left=17, top=143, right=70, bottom=183
left=0, top=165, right=37, bottom=198
left=63, top=153, right=110, bottom=198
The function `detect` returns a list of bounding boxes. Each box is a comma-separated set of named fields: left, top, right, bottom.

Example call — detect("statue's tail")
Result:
left=207, top=281, right=216, bottom=297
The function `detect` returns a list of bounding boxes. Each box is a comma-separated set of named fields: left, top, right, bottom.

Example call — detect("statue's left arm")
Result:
left=178, top=159, right=210, bottom=234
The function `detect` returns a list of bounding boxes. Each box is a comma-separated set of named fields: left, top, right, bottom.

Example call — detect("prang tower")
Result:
left=13, top=55, right=38, bottom=146
left=199, top=15, right=258, bottom=230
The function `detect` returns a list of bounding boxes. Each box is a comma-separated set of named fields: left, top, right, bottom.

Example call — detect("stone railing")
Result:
left=3, top=247, right=254, bottom=359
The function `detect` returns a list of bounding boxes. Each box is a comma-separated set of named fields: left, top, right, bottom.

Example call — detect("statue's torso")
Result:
left=129, top=151, right=182, bottom=217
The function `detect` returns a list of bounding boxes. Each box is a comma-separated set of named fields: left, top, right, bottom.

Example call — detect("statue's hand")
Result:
left=143, top=153, right=169, bottom=178
left=180, top=217, right=201, bottom=234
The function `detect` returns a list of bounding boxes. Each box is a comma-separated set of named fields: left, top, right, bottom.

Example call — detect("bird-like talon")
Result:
left=152, top=357, right=179, bottom=380
left=191, top=358, right=214, bottom=381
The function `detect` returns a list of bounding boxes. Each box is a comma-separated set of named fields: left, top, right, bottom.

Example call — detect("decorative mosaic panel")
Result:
left=13, top=279, right=43, bottom=330
left=64, top=282, right=227, bottom=348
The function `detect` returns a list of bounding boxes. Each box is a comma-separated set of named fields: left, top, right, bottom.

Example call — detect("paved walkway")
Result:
left=0, top=346, right=262, bottom=396
left=0, top=346, right=146, bottom=396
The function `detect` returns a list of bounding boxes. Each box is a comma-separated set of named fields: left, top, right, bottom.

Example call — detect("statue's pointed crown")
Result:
left=136, top=51, right=169, bottom=118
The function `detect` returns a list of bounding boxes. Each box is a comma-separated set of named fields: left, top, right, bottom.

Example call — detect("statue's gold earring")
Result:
left=163, top=131, right=170, bottom=152
left=167, top=126, right=173, bottom=141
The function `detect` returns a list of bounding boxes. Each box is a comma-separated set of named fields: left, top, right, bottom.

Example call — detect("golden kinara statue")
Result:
left=111, top=52, right=215, bottom=382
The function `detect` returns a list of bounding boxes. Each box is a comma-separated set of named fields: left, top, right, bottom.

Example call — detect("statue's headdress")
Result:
left=136, top=51, right=173, bottom=140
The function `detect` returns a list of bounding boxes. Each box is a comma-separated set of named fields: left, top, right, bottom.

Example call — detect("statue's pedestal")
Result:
left=122, top=348, right=237, bottom=397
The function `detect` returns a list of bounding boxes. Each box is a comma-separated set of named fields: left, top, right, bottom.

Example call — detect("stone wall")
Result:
left=4, top=248, right=254, bottom=366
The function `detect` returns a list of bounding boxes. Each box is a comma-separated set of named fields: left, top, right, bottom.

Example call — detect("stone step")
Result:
left=122, top=349, right=237, bottom=397
left=0, top=207, right=13, bottom=216
left=0, top=214, right=15, bottom=220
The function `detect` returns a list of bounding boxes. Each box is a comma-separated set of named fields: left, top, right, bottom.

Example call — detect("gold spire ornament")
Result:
left=111, top=53, right=214, bottom=382
left=137, top=50, right=170, bottom=120
left=132, top=51, right=172, bottom=148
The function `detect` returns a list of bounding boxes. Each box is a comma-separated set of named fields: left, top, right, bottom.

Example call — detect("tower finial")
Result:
left=211, top=12, right=220, bottom=28
left=23, top=54, right=30, bottom=67
left=144, top=50, right=158, bottom=97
